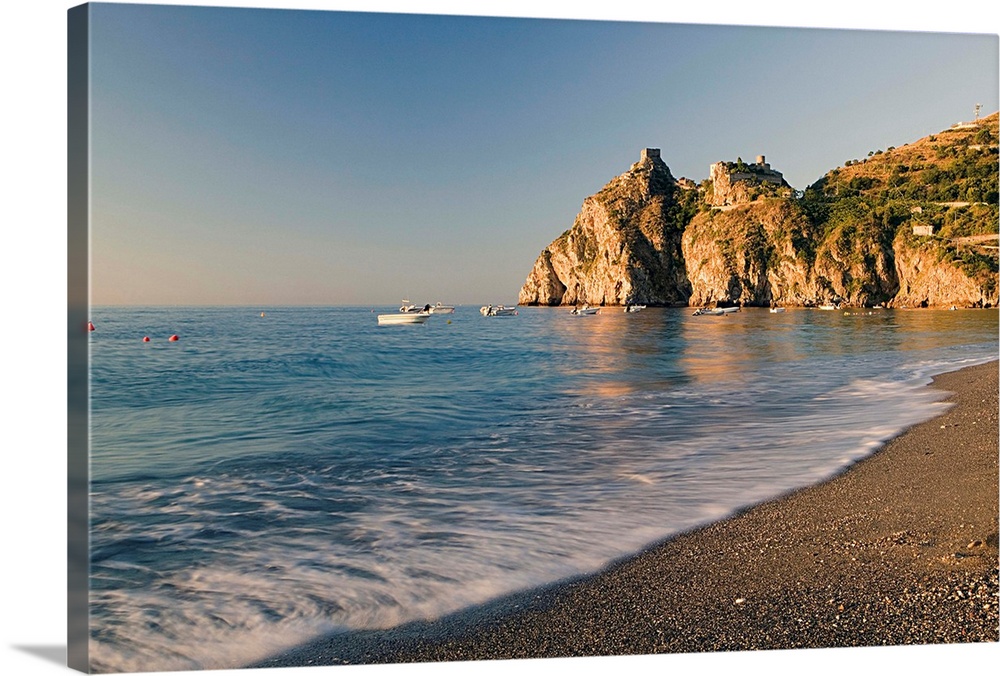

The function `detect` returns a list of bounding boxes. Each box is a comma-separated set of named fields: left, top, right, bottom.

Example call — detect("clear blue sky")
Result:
left=82, top=3, right=999, bottom=306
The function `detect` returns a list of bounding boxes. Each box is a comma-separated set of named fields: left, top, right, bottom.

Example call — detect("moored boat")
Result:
left=378, top=312, right=431, bottom=325
left=624, top=304, right=646, bottom=313
left=570, top=305, right=600, bottom=315
left=481, top=304, right=518, bottom=316
left=400, top=300, right=438, bottom=314
left=429, top=302, right=455, bottom=314
left=693, top=306, right=739, bottom=316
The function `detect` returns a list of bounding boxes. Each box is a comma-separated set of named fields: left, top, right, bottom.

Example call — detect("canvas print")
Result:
left=68, top=2, right=999, bottom=674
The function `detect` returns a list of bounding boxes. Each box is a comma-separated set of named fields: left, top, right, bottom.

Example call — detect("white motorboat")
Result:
left=769, top=307, right=786, bottom=313
left=570, top=305, right=600, bottom=315
left=817, top=304, right=840, bottom=310
left=693, top=306, right=739, bottom=316
left=481, top=304, right=518, bottom=316
left=624, top=304, right=646, bottom=313
left=400, top=300, right=452, bottom=314
left=378, top=312, right=431, bottom=325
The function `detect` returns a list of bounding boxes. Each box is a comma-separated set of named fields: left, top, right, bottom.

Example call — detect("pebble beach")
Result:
left=256, top=360, right=999, bottom=669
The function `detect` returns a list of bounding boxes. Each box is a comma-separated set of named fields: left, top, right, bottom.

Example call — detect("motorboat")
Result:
left=378, top=312, right=431, bottom=325
left=624, top=304, right=646, bottom=313
left=481, top=304, right=518, bottom=316
left=693, top=306, right=739, bottom=316
left=817, top=303, right=840, bottom=310
left=570, top=305, right=600, bottom=315
left=399, top=300, right=442, bottom=314
left=769, top=307, right=786, bottom=313
left=429, top=302, right=455, bottom=314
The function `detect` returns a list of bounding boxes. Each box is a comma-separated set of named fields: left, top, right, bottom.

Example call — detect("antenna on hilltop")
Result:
left=974, top=103, right=982, bottom=121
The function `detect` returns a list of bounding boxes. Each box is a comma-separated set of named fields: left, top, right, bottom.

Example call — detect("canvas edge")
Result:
left=68, top=3, right=91, bottom=673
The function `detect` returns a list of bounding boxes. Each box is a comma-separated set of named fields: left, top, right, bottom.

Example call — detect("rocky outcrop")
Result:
left=682, top=199, right=996, bottom=308
left=518, top=149, right=691, bottom=306
left=810, top=219, right=900, bottom=307
left=519, top=116, right=998, bottom=308
left=891, top=236, right=998, bottom=308
left=682, top=199, right=815, bottom=306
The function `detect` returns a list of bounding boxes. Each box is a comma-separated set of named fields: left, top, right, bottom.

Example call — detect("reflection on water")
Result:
left=554, top=307, right=685, bottom=396
left=522, top=305, right=999, bottom=404
left=680, top=308, right=756, bottom=384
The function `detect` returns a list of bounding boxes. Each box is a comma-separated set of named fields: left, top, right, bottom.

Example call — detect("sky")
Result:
left=2, top=3, right=1000, bottom=676
left=79, top=2, right=999, bottom=306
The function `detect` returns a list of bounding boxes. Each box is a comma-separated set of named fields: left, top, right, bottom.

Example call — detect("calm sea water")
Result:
left=88, top=305, right=998, bottom=672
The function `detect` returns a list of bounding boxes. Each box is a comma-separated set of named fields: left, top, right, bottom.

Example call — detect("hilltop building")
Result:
left=708, top=155, right=788, bottom=206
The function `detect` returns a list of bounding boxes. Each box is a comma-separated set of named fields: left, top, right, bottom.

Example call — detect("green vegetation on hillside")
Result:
left=795, top=113, right=998, bottom=292
left=803, top=114, right=998, bottom=231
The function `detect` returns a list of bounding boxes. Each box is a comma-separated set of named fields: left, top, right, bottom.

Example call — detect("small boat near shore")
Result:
left=481, top=304, right=518, bottom=316
left=400, top=300, right=454, bottom=314
left=624, top=304, right=646, bottom=313
left=571, top=305, right=600, bottom=315
left=693, top=306, right=740, bottom=316
left=769, top=307, right=786, bottom=313
left=378, top=312, right=431, bottom=325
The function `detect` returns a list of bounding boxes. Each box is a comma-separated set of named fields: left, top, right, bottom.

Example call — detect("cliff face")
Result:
left=892, top=235, right=998, bottom=308
left=519, top=114, right=998, bottom=308
left=682, top=199, right=997, bottom=308
left=682, top=200, right=815, bottom=306
left=810, top=219, right=900, bottom=307
left=682, top=199, right=902, bottom=307
left=518, top=149, right=692, bottom=306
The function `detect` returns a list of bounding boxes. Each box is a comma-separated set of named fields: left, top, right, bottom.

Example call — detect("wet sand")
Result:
left=256, top=361, right=998, bottom=669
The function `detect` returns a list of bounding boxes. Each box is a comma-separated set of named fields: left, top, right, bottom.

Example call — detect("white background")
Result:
left=2, top=1, right=998, bottom=675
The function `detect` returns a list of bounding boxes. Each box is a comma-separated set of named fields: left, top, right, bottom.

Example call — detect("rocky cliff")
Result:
left=891, top=232, right=997, bottom=307
left=682, top=199, right=817, bottom=307
left=518, top=149, right=693, bottom=306
left=519, top=114, right=999, bottom=308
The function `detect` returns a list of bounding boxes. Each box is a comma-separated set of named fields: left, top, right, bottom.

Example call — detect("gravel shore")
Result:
left=255, top=361, right=998, bottom=669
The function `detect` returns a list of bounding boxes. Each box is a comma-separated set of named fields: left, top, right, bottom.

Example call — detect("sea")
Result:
left=87, top=305, right=998, bottom=673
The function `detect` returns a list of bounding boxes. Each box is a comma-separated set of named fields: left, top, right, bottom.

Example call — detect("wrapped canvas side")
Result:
left=68, top=4, right=91, bottom=673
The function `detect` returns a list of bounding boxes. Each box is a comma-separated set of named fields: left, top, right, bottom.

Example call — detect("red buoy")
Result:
left=142, top=336, right=150, bottom=342
left=87, top=321, right=95, bottom=331
left=168, top=334, right=179, bottom=342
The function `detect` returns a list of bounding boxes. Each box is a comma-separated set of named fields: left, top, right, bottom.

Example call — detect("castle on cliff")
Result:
left=708, top=155, right=788, bottom=206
